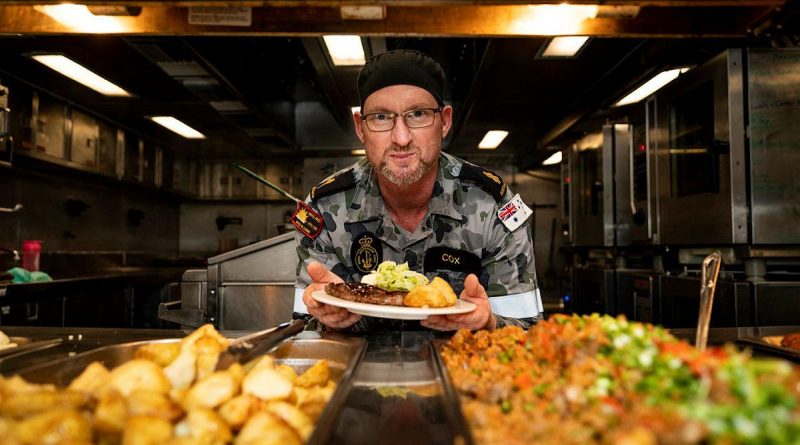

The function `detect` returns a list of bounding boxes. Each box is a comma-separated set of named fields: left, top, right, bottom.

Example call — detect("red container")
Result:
left=21, top=240, right=41, bottom=272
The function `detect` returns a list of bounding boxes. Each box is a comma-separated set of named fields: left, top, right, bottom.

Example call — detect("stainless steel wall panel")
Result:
left=123, top=195, right=179, bottom=255
left=213, top=233, right=297, bottom=283
left=659, top=275, right=752, bottom=328
left=612, top=124, right=632, bottom=247
left=96, top=120, right=117, bottom=177
left=195, top=233, right=298, bottom=329
left=7, top=81, right=33, bottom=154
left=747, top=49, right=800, bottom=244
left=218, top=284, right=293, bottom=330
left=141, top=140, right=156, bottom=185
left=123, top=133, right=141, bottom=182
left=33, top=93, right=66, bottom=160
left=172, top=156, right=197, bottom=195
left=572, top=267, right=616, bottom=315
left=69, top=109, right=98, bottom=169
left=571, top=134, right=605, bottom=247
left=602, top=125, right=615, bottom=247
left=230, top=161, right=259, bottom=198
left=753, top=281, right=800, bottom=326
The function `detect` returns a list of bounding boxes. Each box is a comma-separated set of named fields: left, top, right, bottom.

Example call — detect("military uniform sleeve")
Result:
left=480, top=198, right=543, bottom=326
left=293, top=198, right=350, bottom=316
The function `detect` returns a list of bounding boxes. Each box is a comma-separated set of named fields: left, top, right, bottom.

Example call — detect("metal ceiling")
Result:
left=0, top=1, right=797, bottom=170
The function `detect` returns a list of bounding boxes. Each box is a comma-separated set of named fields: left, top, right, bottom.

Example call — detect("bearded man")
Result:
left=293, top=49, right=542, bottom=333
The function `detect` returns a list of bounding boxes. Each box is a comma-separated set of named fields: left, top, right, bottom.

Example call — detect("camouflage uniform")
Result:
left=294, top=152, right=542, bottom=332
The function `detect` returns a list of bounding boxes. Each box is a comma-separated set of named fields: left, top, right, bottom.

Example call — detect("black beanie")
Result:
left=357, top=49, right=446, bottom=109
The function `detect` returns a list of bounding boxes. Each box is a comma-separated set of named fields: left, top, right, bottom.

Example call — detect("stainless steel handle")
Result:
left=695, top=251, right=722, bottom=352
left=628, top=124, right=636, bottom=216
left=215, top=318, right=305, bottom=370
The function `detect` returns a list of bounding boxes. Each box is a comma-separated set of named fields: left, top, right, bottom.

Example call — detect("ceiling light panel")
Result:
left=542, top=151, right=563, bottom=165
left=615, top=67, right=690, bottom=107
left=323, top=35, right=366, bottom=66
left=478, top=130, right=509, bottom=150
left=540, top=36, right=590, bottom=58
left=148, top=116, right=206, bottom=139
left=31, top=55, right=131, bottom=97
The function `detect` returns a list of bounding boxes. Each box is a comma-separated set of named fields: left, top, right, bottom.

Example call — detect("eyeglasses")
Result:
left=360, top=107, right=443, bottom=132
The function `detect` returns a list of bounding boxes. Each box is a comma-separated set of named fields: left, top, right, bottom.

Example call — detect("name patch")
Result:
left=351, top=232, right=383, bottom=274
left=291, top=202, right=324, bottom=239
left=424, top=247, right=481, bottom=275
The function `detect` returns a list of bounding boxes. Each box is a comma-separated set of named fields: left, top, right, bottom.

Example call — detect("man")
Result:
left=293, top=49, right=542, bottom=332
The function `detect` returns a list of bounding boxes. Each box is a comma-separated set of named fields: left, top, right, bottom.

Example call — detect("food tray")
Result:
left=12, top=332, right=365, bottom=445
left=431, top=339, right=476, bottom=445
left=737, top=333, right=800, bottom=363
left=15, top=331, right=362, bottom=380
left=0, top=337, right=62, bottom=359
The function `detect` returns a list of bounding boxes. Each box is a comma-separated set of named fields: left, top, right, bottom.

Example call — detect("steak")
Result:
left=325, top=282, right=406, bottom=306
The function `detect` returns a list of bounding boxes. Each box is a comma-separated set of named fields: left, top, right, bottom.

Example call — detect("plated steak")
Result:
left=325, top=282, right=406, bottom=306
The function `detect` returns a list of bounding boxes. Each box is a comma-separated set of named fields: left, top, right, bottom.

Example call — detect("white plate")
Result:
left=311, top=290, right=476, bottom=320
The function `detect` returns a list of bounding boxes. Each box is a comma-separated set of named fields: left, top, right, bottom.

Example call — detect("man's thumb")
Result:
left=308, top=261, right=342, bottom=283
left=462, top=274, right=485, bottom=298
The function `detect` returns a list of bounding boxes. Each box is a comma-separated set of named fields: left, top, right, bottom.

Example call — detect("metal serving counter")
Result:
left=0, top=323, right=798, bottom=445
left=0, top=325, right=474, bottom=445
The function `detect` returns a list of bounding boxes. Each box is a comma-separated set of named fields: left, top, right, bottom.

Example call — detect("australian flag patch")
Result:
left=497, top=193, right=532, bottom=232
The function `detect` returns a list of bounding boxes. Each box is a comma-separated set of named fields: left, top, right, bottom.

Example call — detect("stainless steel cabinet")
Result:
left=69, top=109, right=98, bottom=169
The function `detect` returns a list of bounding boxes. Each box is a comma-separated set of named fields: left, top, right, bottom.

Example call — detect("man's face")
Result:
left=354, top=84, right=452, bottom=186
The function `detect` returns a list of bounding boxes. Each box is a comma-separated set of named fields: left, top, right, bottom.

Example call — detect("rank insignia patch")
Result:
left=291, top=202, right=324, bottom=239
left=458, top=162, right=507, bottom=201
left=350, top=232, right=382, bottom=274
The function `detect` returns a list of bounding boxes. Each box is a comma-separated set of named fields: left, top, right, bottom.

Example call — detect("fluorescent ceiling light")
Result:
left=478, top=130, right=509, bottom=149
left=542, top=151, right=563, bottom=165
left=351, top=106, right=361, bottom=115
left=323, top=35, right=366, bottom=66
left=512, top=5, right=598, bottom=35
left=148, top=116, right=206, bottom=139
left=541, top=36, right=590, bottom=58
left=615, top=67, right=690, bottom=107
left=31, top=55, right=131, bottom=97
left=351, top=149, right=366, bottom=156
left=34, top=4, right=127, bottom=33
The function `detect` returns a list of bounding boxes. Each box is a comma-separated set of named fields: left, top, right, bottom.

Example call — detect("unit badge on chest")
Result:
left=351, top=232, right=383, bottom=274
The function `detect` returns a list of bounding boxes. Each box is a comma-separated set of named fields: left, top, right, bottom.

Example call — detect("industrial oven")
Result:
left=565, top=123, right=633, bottom=248
left=160, top=232, right=297, bottom=330
left=655, top=48, right=800, bottom=246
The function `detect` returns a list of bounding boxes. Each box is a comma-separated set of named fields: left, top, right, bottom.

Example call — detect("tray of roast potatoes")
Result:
left=0, top=324, right=364, bottom=445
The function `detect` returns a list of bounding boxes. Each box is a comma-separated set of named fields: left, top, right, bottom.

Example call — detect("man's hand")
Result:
left=420, top=274, right=496, bottom=332
left=302, top=261, right=362, bottom=330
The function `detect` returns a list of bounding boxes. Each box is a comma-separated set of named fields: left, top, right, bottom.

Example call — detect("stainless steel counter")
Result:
left=0, top=267, right=184, bottom=301
left=0, top=324, right=797, bottom=445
